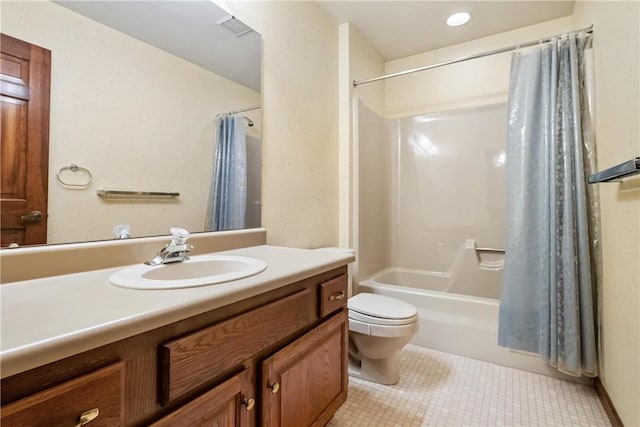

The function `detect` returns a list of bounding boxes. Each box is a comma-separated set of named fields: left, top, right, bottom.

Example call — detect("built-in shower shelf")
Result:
left=588, top=157, right=640, bottom=183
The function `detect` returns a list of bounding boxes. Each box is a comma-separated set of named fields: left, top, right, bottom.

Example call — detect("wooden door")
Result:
left=150, top=369, right=255, bottom=427
left=1, top=34, right=51, bottom=247
left=261, top=311, right=348, bottom=427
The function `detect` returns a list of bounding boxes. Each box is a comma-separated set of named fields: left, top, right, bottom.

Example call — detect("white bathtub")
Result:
left=357, top=268, right=590, bottom=383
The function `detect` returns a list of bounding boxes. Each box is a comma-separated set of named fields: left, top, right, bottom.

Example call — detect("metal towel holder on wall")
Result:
left=588, top=157, right=640, bottom=183
left=96, top=190, right=180, bottom=199
left=56, top=164, right=93, bottom=189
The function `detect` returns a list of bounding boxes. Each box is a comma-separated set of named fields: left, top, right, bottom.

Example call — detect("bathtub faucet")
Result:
left=145, top=227, right=193, bottom=266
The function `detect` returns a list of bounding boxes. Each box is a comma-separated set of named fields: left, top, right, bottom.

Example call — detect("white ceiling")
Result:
left=317, top=1, right=575, bottom=60
left=54, top=1, right=262, bottom=91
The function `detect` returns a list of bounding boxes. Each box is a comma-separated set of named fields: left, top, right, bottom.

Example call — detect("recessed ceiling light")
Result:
left=447, top=12, right=471, bottom=27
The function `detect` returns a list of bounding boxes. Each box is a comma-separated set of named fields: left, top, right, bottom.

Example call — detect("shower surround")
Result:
left=354, top=100, right=586, bottom=382
left=355, top=100, right=507, bottom=282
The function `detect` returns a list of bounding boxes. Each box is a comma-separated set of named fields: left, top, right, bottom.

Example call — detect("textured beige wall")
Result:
left=348, top=24, right=386, bottom=117
left=228, top=1, right=339, bottom=248
left=384, top=17, right=572, bottom=117
left=572, top=2, right=640, bottom=425
left=338, top=23, right=351, bottom=250
left=2, top=1, right=260, bottom=244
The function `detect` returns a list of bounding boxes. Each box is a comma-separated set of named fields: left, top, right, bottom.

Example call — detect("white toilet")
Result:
left=348, top=293, right=419, bottom=385
left=313, top=248, right=418, bottom=385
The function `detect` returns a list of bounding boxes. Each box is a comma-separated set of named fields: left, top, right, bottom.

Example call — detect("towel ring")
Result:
left=56, top=164, right=93, bottom=188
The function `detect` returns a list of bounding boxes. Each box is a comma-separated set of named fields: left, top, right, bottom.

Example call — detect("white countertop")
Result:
left=0, top=245, right=354, bottom=378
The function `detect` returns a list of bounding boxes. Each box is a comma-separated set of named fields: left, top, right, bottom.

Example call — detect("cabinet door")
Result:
left=150, top=369, right=254, bottom=427
left=261, top=310, right=348, bottom=427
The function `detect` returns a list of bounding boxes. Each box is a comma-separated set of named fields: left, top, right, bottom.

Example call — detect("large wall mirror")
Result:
left=1, top=0, right=262, bottom=247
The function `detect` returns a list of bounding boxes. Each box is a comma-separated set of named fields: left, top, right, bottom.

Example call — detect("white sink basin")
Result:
left=109, top=255, right=268, bottom=290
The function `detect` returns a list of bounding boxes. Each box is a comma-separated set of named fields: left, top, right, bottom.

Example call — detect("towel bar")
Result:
left=588, top=157, right=640, bottom=183
left=97, top=190, right=179, bottom=199
left=475, top=247, right=505, bottom=254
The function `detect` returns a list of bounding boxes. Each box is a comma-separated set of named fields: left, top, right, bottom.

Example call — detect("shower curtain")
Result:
left=498, top=32, right=599, bottom=377
left=206, top=115, right=247, bottom=231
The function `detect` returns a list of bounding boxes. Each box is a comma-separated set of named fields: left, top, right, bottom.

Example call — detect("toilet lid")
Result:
left=348, top=293, right=417, bottom=320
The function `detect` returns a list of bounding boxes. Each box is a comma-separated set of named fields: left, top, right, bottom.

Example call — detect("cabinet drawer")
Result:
left=161, top=288, right=314, bottom=404
left=319, top=274, right=347, bottom=317
left=0, top=362, right=124, bottom=427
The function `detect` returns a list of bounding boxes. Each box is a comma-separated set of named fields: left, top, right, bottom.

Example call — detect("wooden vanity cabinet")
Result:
left=0, top=266, right=349, bottom=427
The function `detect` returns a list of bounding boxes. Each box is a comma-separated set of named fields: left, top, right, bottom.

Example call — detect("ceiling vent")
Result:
left=215, top=15, right=253, bottom=37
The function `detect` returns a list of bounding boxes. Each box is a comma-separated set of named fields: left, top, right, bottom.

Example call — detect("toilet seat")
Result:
left=349, top=310, right=418, bottom=326
left=348, top=293, right=418, bottom=325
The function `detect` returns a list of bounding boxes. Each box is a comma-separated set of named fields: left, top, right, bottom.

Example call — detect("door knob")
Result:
left=20, top=210, right=42, bottom=223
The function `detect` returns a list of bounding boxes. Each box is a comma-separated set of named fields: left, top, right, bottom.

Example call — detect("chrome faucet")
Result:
left=145, top=227, right=193, bottom=266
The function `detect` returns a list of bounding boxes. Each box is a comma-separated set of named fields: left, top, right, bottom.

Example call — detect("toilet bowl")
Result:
left=348, top=293, right=418, bottom=385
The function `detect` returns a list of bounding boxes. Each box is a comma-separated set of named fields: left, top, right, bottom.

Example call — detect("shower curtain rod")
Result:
left=353, top=25, right=593, bottom=88
left=215, top=105, right=261, bottom=117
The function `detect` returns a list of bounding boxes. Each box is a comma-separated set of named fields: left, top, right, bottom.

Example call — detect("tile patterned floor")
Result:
left=328, top=345, right=611, bottom=427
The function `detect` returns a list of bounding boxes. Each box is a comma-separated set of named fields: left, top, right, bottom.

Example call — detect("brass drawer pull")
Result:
left=328, top=291, right=345, bottom=301
left=241, top=397, right=255, bottom=411
left=76, top=408, right=100, bottom=426
left=267, top=382, right=280, bottom=394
